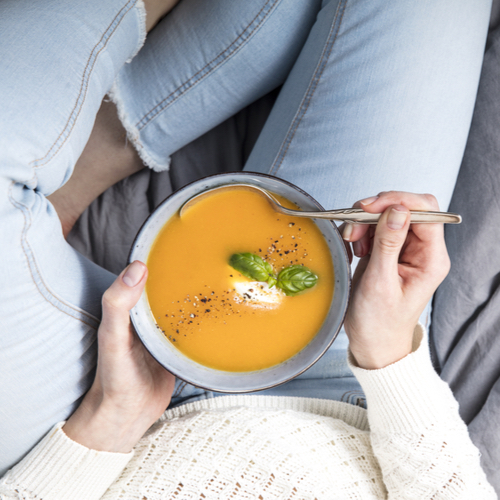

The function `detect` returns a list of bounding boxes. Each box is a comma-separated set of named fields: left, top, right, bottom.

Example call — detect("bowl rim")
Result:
left=128, top=171, right=352, bottom=392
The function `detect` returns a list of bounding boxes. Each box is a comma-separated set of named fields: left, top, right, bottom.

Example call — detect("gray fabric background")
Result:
left=430, top=6, right=500, bottom=493
left=68, top=6, right=500, bottom=493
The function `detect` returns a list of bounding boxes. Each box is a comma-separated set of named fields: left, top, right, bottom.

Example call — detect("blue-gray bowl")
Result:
left=129, top=172, right=351, bottom=393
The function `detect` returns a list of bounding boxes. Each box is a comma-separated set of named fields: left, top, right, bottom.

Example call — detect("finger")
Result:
left=358, top=191, right=439, bottom=213
left=342, top=199, right=371, bottom=244
left=348, top=200, right=373, bottom=258
left=342, top=199, right=371, bottom=259
left=352, top=225, right=375, bottom=259
left=343, top=222, right=370, bottom=259
left=400, top=227, right=451, bottom=292
left=101, top=261, right=148, bottom=338
left=366, top=204, right=410, bottom=281
left=339, top=224, right=353, bottom=264
left=347, top=191, right=441, bottom=257
left=359, top=191, right=443, bottom=244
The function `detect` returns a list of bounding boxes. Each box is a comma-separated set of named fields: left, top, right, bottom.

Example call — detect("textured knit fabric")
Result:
left=0, top=423, right=133, bottom=500
left=0, top=325, right=496, bottom=500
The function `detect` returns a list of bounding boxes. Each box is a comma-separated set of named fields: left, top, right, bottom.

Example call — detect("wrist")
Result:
left=348, top=332, right=414, bottom=370
left=350, top=347, right=412, bottom=370
left=63, top=387, right=149, bottom=453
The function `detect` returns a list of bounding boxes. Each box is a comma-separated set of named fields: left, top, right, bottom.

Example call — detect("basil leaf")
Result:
left=267, top=275, right=277, bottom=289
left=229, top=253, right=276, bottom=287
left=276, top=265, right=318, bottom=296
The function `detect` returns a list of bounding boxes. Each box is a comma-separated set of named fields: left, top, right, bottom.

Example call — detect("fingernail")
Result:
left=123, top=261, right=146, bottom=287
left=343, top=223, right=353, bottom=241
left=360, top=196, right=379, bottom=206
left=387, top=208, right=407, bottom=230
left=353, top=240, right=363, bottom=257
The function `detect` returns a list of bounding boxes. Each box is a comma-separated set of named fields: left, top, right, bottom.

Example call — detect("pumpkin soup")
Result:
left=146, top=187, right=334, bottom=372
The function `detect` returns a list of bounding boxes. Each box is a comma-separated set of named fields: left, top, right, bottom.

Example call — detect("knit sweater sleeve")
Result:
left=349, top=323, right=497, bottom=499
left=0, top=422, right=133, bottom=500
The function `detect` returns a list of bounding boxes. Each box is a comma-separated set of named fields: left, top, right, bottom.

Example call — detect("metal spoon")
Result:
left=179, top=184, right=461, bottom=224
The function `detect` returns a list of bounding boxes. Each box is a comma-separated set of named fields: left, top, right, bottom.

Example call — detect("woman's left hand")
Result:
left=63, top=261, right=175, bottom=453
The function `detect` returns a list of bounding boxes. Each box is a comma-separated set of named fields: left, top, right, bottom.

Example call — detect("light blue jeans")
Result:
left=0, top=0, right=491, bottom=475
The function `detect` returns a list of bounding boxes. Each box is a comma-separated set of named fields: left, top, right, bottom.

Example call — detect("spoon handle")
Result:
left=280, top=207, right=462, bottom=224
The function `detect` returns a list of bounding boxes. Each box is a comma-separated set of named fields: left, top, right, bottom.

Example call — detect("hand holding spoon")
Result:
left=179, top=184, right=461, bottom=224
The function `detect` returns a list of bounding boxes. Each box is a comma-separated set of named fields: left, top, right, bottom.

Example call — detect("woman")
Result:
left=0, top=0, right=494, bottom=497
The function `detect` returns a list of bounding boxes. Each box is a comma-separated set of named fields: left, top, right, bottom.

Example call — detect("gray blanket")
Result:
left=430, top=15, right=500, bottom=493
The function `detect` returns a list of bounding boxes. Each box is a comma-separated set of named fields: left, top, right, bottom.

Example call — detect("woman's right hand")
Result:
left=342, top=191, right=450, bottom=370
left=63, top=261, right=175, bottom=453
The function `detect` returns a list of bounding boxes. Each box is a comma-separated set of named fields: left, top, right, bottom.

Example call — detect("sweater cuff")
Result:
left=348, top=324, right=460, bottom=432
left=2, top=422, right=133, bottom=500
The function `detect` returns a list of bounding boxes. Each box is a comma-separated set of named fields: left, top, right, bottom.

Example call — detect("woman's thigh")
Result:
left=244, top=0, right=492, bottom=214
left=0, top=0, right=144, bottom=475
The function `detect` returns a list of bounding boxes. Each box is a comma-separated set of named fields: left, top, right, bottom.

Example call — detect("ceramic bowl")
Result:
left=129, top=172, right=351, bottom=393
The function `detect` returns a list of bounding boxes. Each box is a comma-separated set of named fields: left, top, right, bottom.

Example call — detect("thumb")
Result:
left=367, top=205, right=410, bottom=279
left=101, top=261, right=148, bottom=335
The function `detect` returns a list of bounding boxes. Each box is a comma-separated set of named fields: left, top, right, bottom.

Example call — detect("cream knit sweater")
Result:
left=0, top=325, right=496, bottom=500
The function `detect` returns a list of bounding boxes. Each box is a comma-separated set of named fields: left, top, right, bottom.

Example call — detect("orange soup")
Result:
left=146, top=188, right=334, bottom=372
